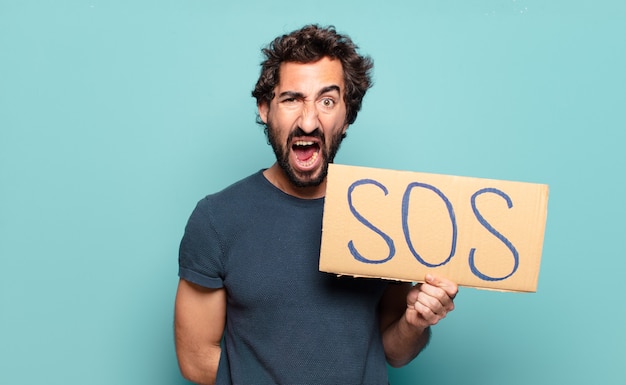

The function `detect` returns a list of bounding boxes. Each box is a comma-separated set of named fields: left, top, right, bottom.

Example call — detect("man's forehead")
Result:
left=277, top=58, right=345, bottom=92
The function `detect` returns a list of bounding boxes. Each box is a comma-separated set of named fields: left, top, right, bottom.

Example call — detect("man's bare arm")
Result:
left=174, top=279, right=226, bottom=385
left=378, top=274, right=457, bottom=367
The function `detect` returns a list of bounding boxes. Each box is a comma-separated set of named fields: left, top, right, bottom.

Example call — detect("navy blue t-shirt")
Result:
left=179, top=171, right=390, bottom=384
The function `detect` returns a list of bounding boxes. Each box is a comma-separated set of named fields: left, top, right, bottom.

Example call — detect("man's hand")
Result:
left=379, top=274, right=458, bottom=367
left=405, top=274, right=458, bottom=329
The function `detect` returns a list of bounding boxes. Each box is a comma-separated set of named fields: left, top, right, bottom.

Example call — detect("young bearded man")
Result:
left=175, top=24, right=458, bottom=385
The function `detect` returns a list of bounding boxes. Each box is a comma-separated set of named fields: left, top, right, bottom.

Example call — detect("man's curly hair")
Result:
left=252, top=25, right=373, bottom=129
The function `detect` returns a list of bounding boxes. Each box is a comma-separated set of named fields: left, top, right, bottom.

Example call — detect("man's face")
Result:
left=259, top=57, right=348, bottom=188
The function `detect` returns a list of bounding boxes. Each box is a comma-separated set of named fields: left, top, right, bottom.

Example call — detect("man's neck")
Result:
left=263, top=163, right=326, bottom=200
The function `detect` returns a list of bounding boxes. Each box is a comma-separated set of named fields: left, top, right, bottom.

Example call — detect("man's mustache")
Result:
left=288, top=127, right=324, bottom=141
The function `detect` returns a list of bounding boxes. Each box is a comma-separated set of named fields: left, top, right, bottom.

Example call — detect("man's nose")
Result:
left=298, top=103, right=320, bottom=134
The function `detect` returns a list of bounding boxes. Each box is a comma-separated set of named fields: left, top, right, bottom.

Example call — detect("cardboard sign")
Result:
left=319, top=164, right=549, bottom=292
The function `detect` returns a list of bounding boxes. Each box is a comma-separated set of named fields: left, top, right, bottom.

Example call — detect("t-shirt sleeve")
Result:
left=178, top=198, right=225, bottom=289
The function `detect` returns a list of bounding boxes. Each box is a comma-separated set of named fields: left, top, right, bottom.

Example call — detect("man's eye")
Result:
left=321, top=98, right=335, bottom=108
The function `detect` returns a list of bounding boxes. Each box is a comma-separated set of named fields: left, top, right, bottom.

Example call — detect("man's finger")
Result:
left=425, top=274, right=458, bottom=299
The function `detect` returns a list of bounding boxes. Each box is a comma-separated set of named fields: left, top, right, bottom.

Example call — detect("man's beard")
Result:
left=266, top=124, right=345, bottom=188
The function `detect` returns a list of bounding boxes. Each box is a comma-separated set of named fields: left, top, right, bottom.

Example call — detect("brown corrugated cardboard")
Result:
left=319, top=164, right=549, bottom=292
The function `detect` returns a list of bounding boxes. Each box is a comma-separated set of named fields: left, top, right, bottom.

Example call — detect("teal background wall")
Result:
left=1, top=1, right=624, bottom=384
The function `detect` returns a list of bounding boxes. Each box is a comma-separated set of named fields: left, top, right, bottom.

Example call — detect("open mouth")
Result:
left=292, top=140, right=321, bottom=168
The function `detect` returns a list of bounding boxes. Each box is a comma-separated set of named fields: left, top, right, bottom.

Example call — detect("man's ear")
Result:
left=258, top=102, right=269, bottom=124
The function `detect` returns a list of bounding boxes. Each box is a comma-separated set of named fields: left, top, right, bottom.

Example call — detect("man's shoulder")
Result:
left=204, top=170, right=266, bottom=202
left=187, top=171, right=267, bottom=230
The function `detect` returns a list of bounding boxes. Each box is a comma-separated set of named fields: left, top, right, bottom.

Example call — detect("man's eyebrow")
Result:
left=277, top=85, right=341, bottom=100
left=278, top=91, right=305, bottom=100
left=318, top=85, right=341, bottom=97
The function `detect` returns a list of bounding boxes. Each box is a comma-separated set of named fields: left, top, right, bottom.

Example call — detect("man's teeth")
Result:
left=292, top=140, right=319, bottom=167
